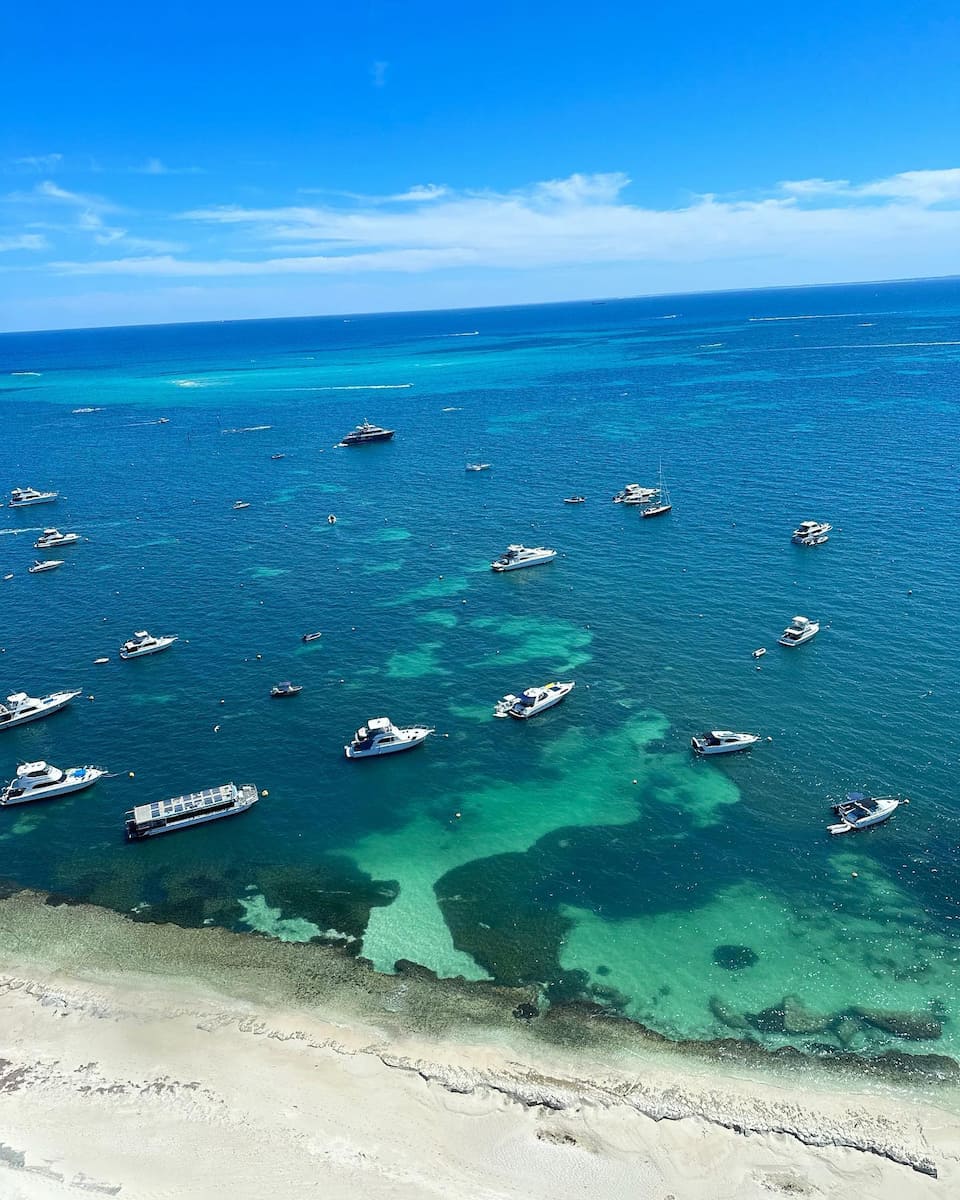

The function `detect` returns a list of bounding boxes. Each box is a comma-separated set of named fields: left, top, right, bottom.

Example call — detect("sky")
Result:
left=2, top=0, right=960, bottom=331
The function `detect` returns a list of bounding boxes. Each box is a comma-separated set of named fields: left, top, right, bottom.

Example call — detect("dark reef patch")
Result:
left=713, top=944, right=759, bottom=970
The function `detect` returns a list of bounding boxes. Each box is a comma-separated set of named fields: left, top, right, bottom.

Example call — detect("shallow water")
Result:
left=2, top=279, right=960, bottom=1063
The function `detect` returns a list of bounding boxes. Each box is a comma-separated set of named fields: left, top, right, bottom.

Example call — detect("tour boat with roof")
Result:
left=8, top=486, right=58, bottom=507
left=490, top=544, right=557, bottom=572
left=828, top=793, right=905, bottom=835
left=1, top=761, right=106, bottom=806
left=340, top=420, right=395, bottom=446
left=119, top=631, right=179, bottom=660
left=691, top=730, right=761, bottom=756
left=0, top=689, right=82, bottom=731
left=28, top=559, right=64, bottom=573
left=792, top=520, right=832, bottom=545
left=503, top=680, right=575, bottom=720
left=344, top=717, right=434, bottom=758
left=778, top=615, right=820, bottom=647
left=125, top=781, right=259, bottom=840
left=34, top=528, right=81, bottom=549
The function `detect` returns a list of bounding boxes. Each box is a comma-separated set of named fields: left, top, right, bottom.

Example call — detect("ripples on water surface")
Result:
left=1, top=279, right=959, bottom=1063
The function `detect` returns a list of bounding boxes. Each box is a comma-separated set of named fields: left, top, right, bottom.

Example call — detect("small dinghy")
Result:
left=301, top=631, right=323, bottom=643
left=828, top=793, right=906, bottom=835
left=752, top=648, right=766, bottom=659
left=270, top=681, right=302, bottom=698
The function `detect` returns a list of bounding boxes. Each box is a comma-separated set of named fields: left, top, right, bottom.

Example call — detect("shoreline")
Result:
left=0, top=891, right=955, bottom=1198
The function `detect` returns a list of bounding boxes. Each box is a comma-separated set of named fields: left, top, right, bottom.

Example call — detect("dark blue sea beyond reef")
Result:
left=2, top=279, right=959, bottom=1060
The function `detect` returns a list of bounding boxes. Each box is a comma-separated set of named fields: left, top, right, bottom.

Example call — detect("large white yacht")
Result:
left=1, top=761, right=106, bottom=806
left=505, top=681, right=575, bottom=719
left=613, top=483, right=659, bottom=505
left=778, top=615, right=820, bottom=647
left=34, top=528, right=81, bottom=549
left=0, top=689, right=82, bottom=731
left=119, top=631, right=179, bottom=660
left=125, top=782, right=259, bottom=840
left=490, top=544, right=557, bottom=572
left=691, top=730, right=761, bottom=756
left=791, top=520, right=832, bottom=545
left=8, top=486, right=58, bottom=507
left=344, top=717, right=434, bottom=758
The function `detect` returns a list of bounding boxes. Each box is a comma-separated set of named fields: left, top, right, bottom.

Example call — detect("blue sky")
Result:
left=3, top=0, right=960, bottom=330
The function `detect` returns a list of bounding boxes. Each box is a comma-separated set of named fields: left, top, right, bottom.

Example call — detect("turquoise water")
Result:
left=2, top=280, right=960, bottom=1063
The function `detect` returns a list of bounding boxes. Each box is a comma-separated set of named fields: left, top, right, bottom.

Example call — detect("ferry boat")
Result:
left=0, top=689, right=82, bottom=731
left=613, top=483, right=659, bottom=505
left=125, top=781, right=259, bottom=840
left=1, top=761, right=105, bottom=806
left=34, top=528, right=81, bottom=549
left=340, top=420, right=395, bottom=446
left=344, top=717, right=434, bottom=758
left=505, top=681, right=575, bottom=719
left=778, top=615, right=820, bottom=648
left=119, top=631, right=179, bottom=660
left=28, top=559, right=64, bottom=573
left=8, top=486, right=58, bottom=507
left=691, top=730, right=761, bottom=756
left=490, top=544, right=557, bottom=572
left=270, top=681, right=302, bottom=698
left=791, top=520, right=832, bottom=545
left=828, top=793, right=905, bottom=835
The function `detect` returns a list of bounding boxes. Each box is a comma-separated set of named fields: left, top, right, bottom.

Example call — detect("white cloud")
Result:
left=780, top=168, right=960, bottom=206
left=12, top=154, right=63, bottom=172
left=371, top=60, right=388, bottom=87
left=25, top=180, right=122, bottom=213
left=135, top=157, right=204, bottom=176
left=0, top=233, right=48, bottom=251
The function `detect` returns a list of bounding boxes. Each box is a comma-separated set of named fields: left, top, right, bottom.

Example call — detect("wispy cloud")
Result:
left=0, top=233, right=48, bottom=252
left=780, top=168, right=960, bottom=207
left=371, top=60, right=389, bottom=88
left=134, top=157, right=204, bottom=176
left=20, top=180, right=123, bottom=213
left=11, top=153, right=63, bottom=172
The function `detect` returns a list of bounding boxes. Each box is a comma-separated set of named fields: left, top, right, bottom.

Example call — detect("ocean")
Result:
left=2, top=278, right=959, bottom=1067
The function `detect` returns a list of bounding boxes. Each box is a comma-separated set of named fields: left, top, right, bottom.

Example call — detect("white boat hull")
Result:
left=778, top=629, right=818, bottom=647
left=691, top=737, right=760, bottom=756
left=491, top=554, right=556, bottom=572
left=9, top=497, right=57, bottom=507
left=345, top=729, right=432, bottom=758
left=120, top=637, right=178, bottom=659
left=507, top=682, right=575, bottom=719
left=0, top=691, right=81, bottom=731
left=1, top=767, right=104, bottom=805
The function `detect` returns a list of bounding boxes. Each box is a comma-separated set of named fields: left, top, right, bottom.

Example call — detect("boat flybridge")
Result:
left=490, top=544, right=557, bottom=572
left=691, top=730, right=761, bottom=756
left=125, top=782, right=259, bottom=840
left=28, top=559, right=64, bottom=573
left=0, top=689, right=82, bottom=731
left=344, top=717, right=434, bottom=759
left=792, top=520, right=832, bottom=546
left=778, top=616, right=820, bottom=647
left=34, top=528, right=81, bottom=549
left=499, top=680, right=575, bottom=720
left=613, top=483, right=659, bottom=505
left=8, top=486, right=58, bottom=508
left=828, top=793, right=905, bottom=835
left=1, top=761, right=106, bottom=806
left=340, top=420, right=395, bottom=446
left=119, top=631, right=179, bottom=660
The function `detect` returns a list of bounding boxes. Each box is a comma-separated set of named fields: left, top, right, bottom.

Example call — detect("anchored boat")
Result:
left=0, top=689, right=82, bottom=731
left=1, top=761, right=106, bottom=805
left=125, top=782, right=259, bottom=839
left=344, top=717, right=434, bottom=758
left=828, top=793, right=905, bottom=835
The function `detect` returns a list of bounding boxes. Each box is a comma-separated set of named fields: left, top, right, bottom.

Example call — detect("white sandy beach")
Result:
left=0, top=891, right=955, bottom=1200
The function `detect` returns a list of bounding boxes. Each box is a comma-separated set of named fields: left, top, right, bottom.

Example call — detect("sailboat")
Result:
left=641, top=462, right=672, bottom=518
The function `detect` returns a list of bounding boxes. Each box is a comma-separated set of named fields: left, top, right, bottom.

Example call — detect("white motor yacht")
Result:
left=490, top=544, right=557, bottom=572
left=506, top=681, right=575, bottom=719
left=828, top=793, right=905, bottom=835
left=125, top=782, right=258, bottom=840
left=344, top=717, right=434, bottom=758
left=34, top=528, right=81, bottom=549
left=613, top=483, right=659, bottom=505
left=233, top=500, right=251, bottom=510
left=28, top=559, right=64, bottom=573
left=791, top=520, right=832, bottom=545
left=119, top=631, right=179, bottom=659
left=691, top=730, right=761, bottom=756
left=0, top=689, right=82, bottom=731
left=778, top=616, right=820, bottom=647
left=1, top=761, right=105, bottom=806
left=8, top=486, right=59, bottom=507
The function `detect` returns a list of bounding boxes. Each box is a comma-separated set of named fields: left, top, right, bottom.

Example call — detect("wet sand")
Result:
left=0, top=890, right=954, bottom=1199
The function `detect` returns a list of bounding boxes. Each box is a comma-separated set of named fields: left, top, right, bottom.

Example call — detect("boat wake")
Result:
left=747, top=312, right=875, bottom=322
left=221, top=425, right=273, bottom=434
left=444, top=331, right=479, bottom=337
left=10, top=371, right=42, bottom=377
left=279, top=383, right=413, bottom=392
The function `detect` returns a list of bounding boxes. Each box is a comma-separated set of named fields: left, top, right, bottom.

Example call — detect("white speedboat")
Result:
left=506, top=681, right=575, bottom=719
left=828, top=793, right=905, bottom=835
left=563, top=496, right=586, bottom=504
left=491, top=544, right=557, bottom=572
left=792, top=520, right=832, bottom=545
left=344, top=717, right=434, bottom=758
left=119, top=630, right=179, bottom=659
left=778, top=615, right=820, bottom=647
left=1, top=761, right=105, bottom=806
left=233, top=500, right=251, bottom=510
left=9, top=486, right=58, bottom=507
left=0, top=689, right=82, bottom=731
left=34, top=528, right=81, bottom=549
left=691, top=730, right=760, bottom=756
left=28, top=559, right=64, bottom=573
left=493, top=693, right=522, bottom=718
left=125, top=782, right=258, bottom=840
left=613, top=483, right=659, bottom=505
left=466, top=462, right=491, bottom=472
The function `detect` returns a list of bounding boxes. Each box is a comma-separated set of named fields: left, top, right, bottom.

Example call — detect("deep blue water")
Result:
left=2, top=279, right=960, bottom=1059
